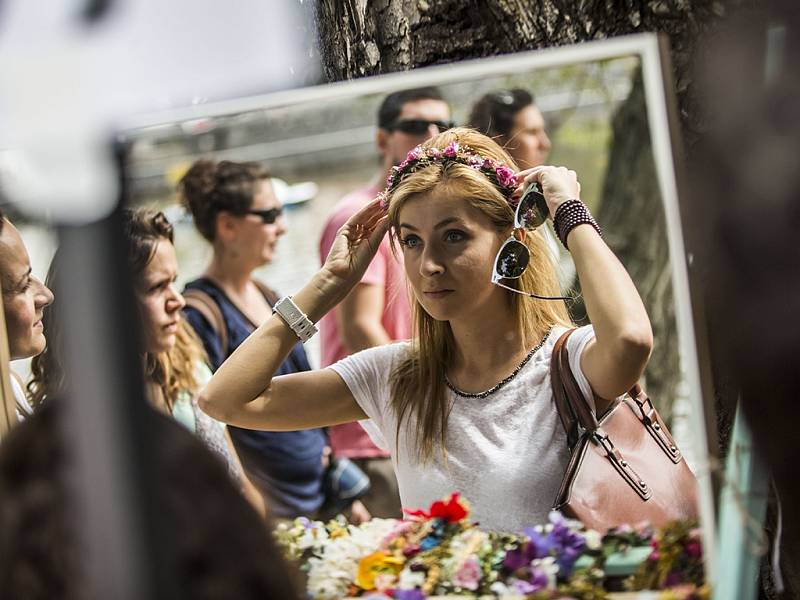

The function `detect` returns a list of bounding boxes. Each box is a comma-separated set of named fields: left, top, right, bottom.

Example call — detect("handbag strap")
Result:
left=551, top=330, right=600, bottom=447
left=551, top=330, right=580, bottom=449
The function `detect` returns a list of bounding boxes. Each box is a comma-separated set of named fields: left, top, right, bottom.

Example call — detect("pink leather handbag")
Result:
left=550, top=330, right=699, bottom=533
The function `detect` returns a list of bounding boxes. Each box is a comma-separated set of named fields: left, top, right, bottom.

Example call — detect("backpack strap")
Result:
left=252, top=279, right=280, bottom=307
left=183, top=287, right=228, bottom=356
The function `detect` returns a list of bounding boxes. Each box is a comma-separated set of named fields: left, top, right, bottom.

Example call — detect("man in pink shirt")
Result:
left=318, top=88, right=452, bottom=519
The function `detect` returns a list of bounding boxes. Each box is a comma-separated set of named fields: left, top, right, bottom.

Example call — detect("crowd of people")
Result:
left=0, top=87, right=654, bottom=595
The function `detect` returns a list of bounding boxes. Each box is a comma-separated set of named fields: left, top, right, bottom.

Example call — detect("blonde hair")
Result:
left=386, top=127, right=572, bottom=463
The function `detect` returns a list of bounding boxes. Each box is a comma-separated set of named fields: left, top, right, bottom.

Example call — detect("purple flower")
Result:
left=443, top=141, right=460, bottom=157
left=495, top=165, right=516, bottom=189
left=544, top=514, right=586, bottom=576
left=528, top=566, right=551, bottom=591
left=393, top=590, right=426, bottom=600
left=467, top=155, right=483, bottom=168
left=503, top=530, right=550, bottom=572
left=664, top=571, right=684, bottom=587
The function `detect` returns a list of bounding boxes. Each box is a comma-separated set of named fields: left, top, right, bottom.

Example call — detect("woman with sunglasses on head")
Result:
left=180, top=159, right=328, bottom=520
left=200, top=129, right=652, bottom=532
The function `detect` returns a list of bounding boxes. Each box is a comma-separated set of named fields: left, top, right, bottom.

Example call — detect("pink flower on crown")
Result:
left=467, top=155, right=483, bottom=169
left=406, top=146, right=423, bottom=162
left=443, top=141, right=460, bottom=157
left=428, top=147, right=442, bottom=159
left=495, top=165, right=516, bottom=189
left=482, top=158, right=495, bottom=169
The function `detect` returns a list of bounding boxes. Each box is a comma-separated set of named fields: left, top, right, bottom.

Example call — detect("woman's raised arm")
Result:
left=519, top=166, right=653, bottom=408
left=198, top=199, right=389, bottom=430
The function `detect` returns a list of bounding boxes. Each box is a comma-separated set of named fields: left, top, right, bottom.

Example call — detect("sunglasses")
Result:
left=244, top=207, right=283, bottom=224
left=389, top=119, right=456, bottom=135
left=491, top=183, right=571, bottom=301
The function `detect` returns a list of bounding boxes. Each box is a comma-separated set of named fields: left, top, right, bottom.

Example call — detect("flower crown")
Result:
left=378, top=141, right=518, bottom=210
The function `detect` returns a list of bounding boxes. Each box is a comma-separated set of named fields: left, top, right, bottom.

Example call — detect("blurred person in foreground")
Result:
left=0, top=209, right=55, bottom=419
left=317, top=87, right=452, bottom=521
left=179, top=159, right=327, bottom=520
left=0, top=399, right=299, bottom=600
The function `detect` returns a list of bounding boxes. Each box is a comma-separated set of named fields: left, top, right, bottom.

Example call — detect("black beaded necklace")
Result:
left=445, top=329, right=553, bottom=399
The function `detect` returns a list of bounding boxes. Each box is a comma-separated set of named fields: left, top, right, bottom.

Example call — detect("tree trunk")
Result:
left=596, top=69, right=679, bottom=422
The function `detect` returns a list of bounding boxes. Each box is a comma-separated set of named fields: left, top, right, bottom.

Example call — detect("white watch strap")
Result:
left=272, top=296, right=318, bottom=343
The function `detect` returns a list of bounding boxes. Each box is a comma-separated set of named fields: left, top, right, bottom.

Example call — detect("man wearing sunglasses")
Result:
left=317, top=87, right=451, bottom=522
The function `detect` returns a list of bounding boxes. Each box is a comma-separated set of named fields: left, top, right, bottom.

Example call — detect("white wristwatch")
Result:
left=272, top=296, right=318, bottom=343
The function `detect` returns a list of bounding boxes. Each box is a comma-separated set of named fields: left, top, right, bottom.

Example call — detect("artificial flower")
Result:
left=356, top=551, right=405, bottom=590
left=404, top=492, right=468, bottom=523
left=451, top=554, right=482, bottom=591
left=495, top=165, right=517, bottom=189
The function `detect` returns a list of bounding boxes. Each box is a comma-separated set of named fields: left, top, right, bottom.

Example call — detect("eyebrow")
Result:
left=399, top=217, right=463, bottom=232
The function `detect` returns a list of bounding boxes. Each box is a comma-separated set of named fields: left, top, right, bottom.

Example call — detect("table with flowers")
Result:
left=274, top=493, right=707, bottom=599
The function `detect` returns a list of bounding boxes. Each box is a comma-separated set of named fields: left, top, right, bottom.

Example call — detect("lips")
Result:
left=423, top=289, right=454, bottom=299
left=163, top=320, right=179, bottom=332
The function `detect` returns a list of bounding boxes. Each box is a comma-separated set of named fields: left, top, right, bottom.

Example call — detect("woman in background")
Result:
left=469, top=88, right=551, bottom=170
left=27, top=208, right=265, bottom=516
left=0, top=209, right=54, bottom=419
left=179, top=160, right=327, bottom=520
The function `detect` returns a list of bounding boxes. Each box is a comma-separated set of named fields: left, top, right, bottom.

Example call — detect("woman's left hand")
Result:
left=513, top=166, right=581, bottom=219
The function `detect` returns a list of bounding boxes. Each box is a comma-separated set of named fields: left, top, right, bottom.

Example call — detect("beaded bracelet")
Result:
left=553, top=199, right=602, bottom=250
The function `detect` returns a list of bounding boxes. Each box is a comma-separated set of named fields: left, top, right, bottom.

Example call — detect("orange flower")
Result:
left=356, top=551, right=405, bottom=590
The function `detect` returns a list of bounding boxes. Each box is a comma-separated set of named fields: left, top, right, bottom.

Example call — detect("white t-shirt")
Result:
left=329, top=325, right=597, bottom=533
left=11, top=373, right=34, bottom=422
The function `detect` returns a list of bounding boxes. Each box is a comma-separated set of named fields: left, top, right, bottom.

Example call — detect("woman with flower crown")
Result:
left=200, top=128, right=652, bottom=533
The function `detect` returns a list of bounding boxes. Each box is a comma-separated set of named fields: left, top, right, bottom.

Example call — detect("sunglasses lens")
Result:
left=516, top=183, right=548, bottom=229
left=251, top=208, right=282, bottom=224
left=395, top=120, right=453, bottom=135
left=396, top=120, right=428, bottom=134
left=495, top=240, right=529, bottom=279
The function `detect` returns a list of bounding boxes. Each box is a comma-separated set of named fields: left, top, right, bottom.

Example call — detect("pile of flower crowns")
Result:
left=378, top=140, right=518, bottom=210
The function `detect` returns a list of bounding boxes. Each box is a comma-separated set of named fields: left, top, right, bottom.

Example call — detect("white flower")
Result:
left=584, top=529, right=603, bottom=550
left=398, top=568, right=425, bottom=589
left=531, top=556, right=558, bottom=588
left=306, top=519, right=400, bottom=600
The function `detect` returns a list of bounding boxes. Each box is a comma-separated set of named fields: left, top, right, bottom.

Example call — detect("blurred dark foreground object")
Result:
left=0, top=400, right=299, bottom=600
left=695, top=4, right=800, bottom=597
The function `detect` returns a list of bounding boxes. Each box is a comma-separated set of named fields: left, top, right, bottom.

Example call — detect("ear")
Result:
left=214, top=211, right=237, bottom=242
left=376, top=127, right=390, bottom=156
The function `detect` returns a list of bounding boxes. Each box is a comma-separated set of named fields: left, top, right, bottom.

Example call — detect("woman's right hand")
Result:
left=321, top=198, right=389, bottom=289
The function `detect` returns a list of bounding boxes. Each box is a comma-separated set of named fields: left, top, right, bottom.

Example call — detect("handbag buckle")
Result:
left=591, top=429, right=652, bottom=501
